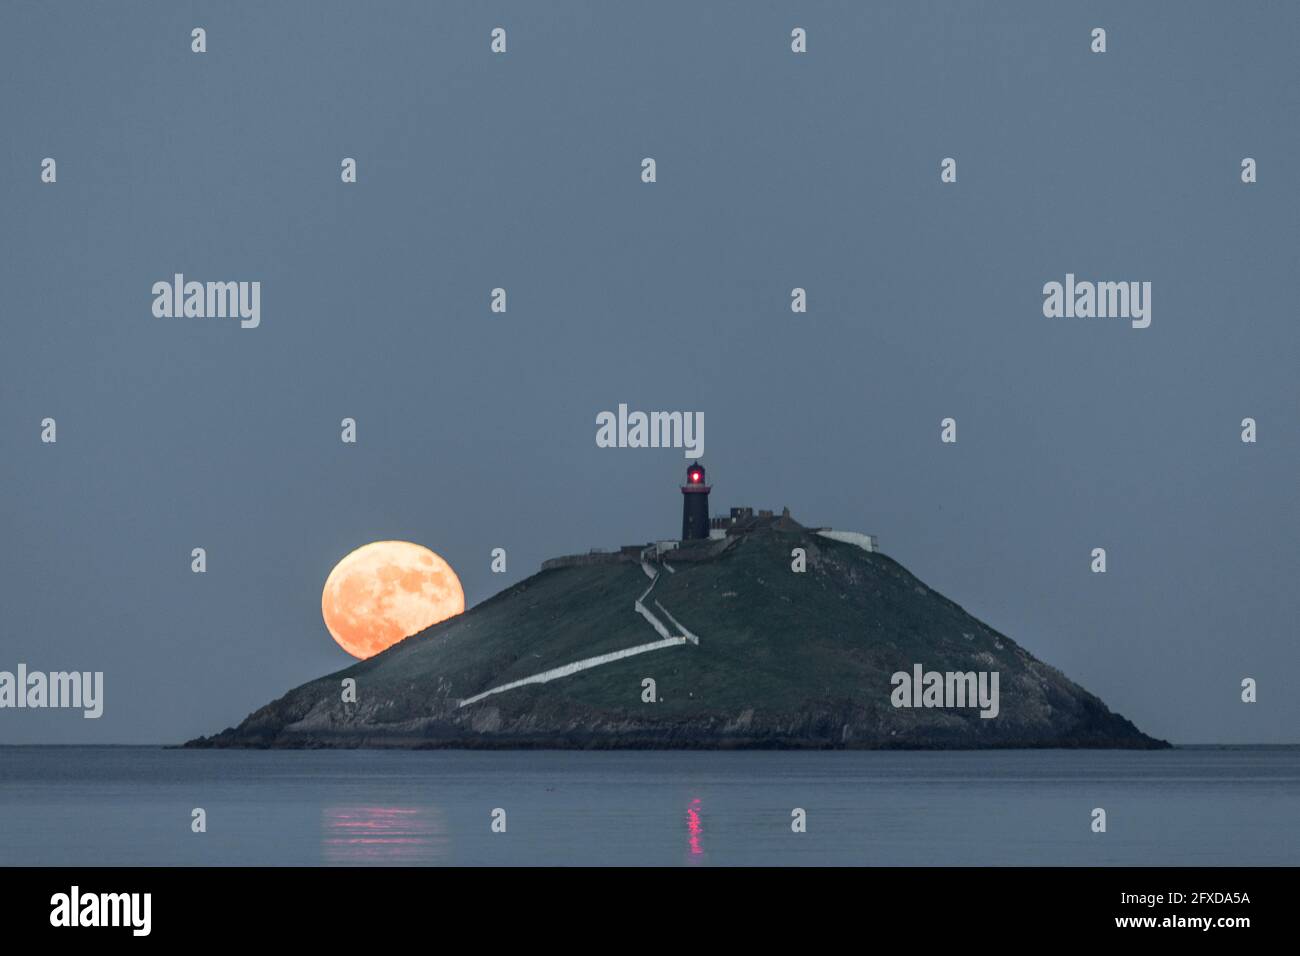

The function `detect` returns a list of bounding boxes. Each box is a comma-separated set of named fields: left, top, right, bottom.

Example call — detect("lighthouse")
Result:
left=681, top=462, right=711, bottom=541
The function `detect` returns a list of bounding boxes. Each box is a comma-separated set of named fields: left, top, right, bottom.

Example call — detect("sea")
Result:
left=0, top=746, right=1295, bottom=866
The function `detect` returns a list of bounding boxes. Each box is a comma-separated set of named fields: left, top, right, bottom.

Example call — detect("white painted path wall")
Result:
left=458, top=549, right=699, bottom=708
left=457, top=635, right=690, bottom=707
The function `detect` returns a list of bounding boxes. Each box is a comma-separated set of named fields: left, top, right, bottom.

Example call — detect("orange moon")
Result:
left=322, top=541, right=465, bottom=659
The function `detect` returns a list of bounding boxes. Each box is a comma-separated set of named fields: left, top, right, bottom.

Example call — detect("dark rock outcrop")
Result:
left=187, top=527, right=1167, bottom=749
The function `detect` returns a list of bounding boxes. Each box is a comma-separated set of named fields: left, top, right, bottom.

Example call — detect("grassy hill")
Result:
left=188, top=527, right=1167, bottom=749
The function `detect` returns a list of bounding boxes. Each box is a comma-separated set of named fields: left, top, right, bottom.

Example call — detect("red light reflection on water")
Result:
left=322, top=806, right=445, bottom=864
left=686, top=798, right=704, bottom=856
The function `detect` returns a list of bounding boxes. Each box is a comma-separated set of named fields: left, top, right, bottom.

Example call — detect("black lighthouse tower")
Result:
left=680, top=462, right=711, bottom=541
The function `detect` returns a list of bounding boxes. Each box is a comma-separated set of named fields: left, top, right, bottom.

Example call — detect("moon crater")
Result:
left=322, top=541, right=465, bottom=659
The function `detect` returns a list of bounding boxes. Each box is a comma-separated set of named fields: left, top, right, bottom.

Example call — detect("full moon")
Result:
left=322, top=541, right=465, bottom=659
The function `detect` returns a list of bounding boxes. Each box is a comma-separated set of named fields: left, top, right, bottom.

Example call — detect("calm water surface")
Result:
left=0, top=747, right=1295, bottom=866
